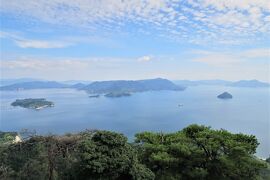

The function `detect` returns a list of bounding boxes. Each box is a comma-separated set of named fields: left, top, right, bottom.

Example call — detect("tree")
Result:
left=135, top=124, right=266, bottom=179
left=0, top=126, right=267, bottom=179
left=266, top=156, right=270, bottom=164
left=0, top=134, right=80, bottom=180
left=75, top=130, right=154, bottom=180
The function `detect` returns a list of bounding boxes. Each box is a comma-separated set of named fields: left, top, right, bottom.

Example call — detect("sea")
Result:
left=0, top=85, right=269, bottom=158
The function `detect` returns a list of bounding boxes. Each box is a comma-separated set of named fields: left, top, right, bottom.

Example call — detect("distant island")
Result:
left=228, top=80, right=270, bottom=88
left=174, top=80, right=231, bottom=86
left=0, top=81, right=69, bottom=90
left=1, top=79, right=269, bottom=91
left=217, top=92, right=233, bottom=99
left=0, top=78, right=185, bottom=92
left=11, top=98, right=54, bottom=110
left=70, top=83, right=87, bottom=89
left=105, top=92, right=131, bottom=98
left=174, top=79, right=270, bottom=88
left=82, top=78, right=185, bottom=94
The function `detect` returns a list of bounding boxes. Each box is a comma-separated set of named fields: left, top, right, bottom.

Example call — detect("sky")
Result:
left=0, top=0, right=269, bottom=82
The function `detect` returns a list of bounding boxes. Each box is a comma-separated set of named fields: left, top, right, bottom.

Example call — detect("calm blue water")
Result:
left=0, top=86, right=269, bottom=158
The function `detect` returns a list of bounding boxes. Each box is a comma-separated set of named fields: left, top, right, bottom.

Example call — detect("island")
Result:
left=228, top=80, right=270, bottom=88
left=217, top=92, right=233, bottom=99
left=82, top=78, right=186, bottom=94
left=11, top=98, right=54, bottom=110
left=89, top=95, right=100, bottom=98
left=104, top=92, right=131, bottom=98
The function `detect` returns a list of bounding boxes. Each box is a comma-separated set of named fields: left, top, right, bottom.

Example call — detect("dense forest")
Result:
left=0, top=124, right=269, bottom=180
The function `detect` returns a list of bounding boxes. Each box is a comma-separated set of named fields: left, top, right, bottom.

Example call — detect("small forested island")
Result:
left=0, top=124, right=269, bottom=179
left=89, top=95, right=100, bottom=98
left=11, top=98, right=54, bottom=110
left=217, top=92, right=233, bottom=99
left=105, top=92, right=131, bottom=98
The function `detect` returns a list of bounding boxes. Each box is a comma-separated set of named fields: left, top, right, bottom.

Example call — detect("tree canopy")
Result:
left=0, top=125, right=268, bottom=180
left=134, top=124, right=266, bottom=179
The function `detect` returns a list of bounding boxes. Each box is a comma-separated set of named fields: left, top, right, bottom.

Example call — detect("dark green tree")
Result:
left=0, top=125, right=267, bottom=180
left=135, top=124, right=266, bottom=180
left=75, top=130, right=154, bottom=180
left=266, top=156, right=270, bottom=164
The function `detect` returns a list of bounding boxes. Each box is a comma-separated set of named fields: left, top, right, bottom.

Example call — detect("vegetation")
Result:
left=83, top=78, right=185, bottom=94
left=88, top=95, right=100, bottom=98
left=0, top=125, right=268, bottom=180
left=11, top=98, right=54, bottom=109
left=105, top=92, right=131, bottom=98
left=0, top=132, right=18, bottom=144
left=217, top=92, right=233, bottom=99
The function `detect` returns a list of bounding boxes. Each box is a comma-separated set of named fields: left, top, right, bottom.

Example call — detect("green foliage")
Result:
left=135, top=124, right=267, bottom=180
left=0, top=125, right=267, bottom=180
left=11, top=98, right=53, bottom=109
left=266, top=156, right=270, bottom=164
left=0, top=132, right=17, bottom=144
left=75, top=131, right=154, bottom=179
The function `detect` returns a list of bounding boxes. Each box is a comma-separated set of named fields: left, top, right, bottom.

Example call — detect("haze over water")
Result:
left=1, top=85, right=269, bottom=158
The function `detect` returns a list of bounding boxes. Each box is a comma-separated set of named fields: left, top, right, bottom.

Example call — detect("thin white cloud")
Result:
left=0, top=31, right=74, bottom=48
left=0, top=55, right=152, bottom=80
left=1, top=59, right=89, bottom=70
left=193, top=54, right=243, bottom=66
left=241, top=48, right=270, bottom=59
left=1, top=0, right=269, bottom=45
left=0, top=30, right=119, bottom=49
left=0, top=55, right=137, bottom=71
left=14, top=39, right=73, bottom=48
left=137, top=55, right=153, bottom=62
left=192, top=48, right=270, bottom=66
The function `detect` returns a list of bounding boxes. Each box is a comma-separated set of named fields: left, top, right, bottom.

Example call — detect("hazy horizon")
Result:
left=1, top=77, right=270, bottom=84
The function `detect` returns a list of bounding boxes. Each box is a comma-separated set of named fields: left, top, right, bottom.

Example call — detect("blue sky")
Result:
left=0, top=0, right=269, bottom=82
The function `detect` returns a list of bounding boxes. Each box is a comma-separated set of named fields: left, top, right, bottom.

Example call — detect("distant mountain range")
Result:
left=0, top=81, right=69, bottom=90
left=61, top=80, right=92, bottom=85
left=229, top=80, right=270, bottom=88
left=174, top=79, right=269, bottom=88
left=174, top=80, right=231, bottom=86
left=0, top=78, right=269, bottom=91
left=0, top=78, right=91, bottom=86
left=0, top=78, right=185, bottom=93
left=0, top=78, right=43, bottom=86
